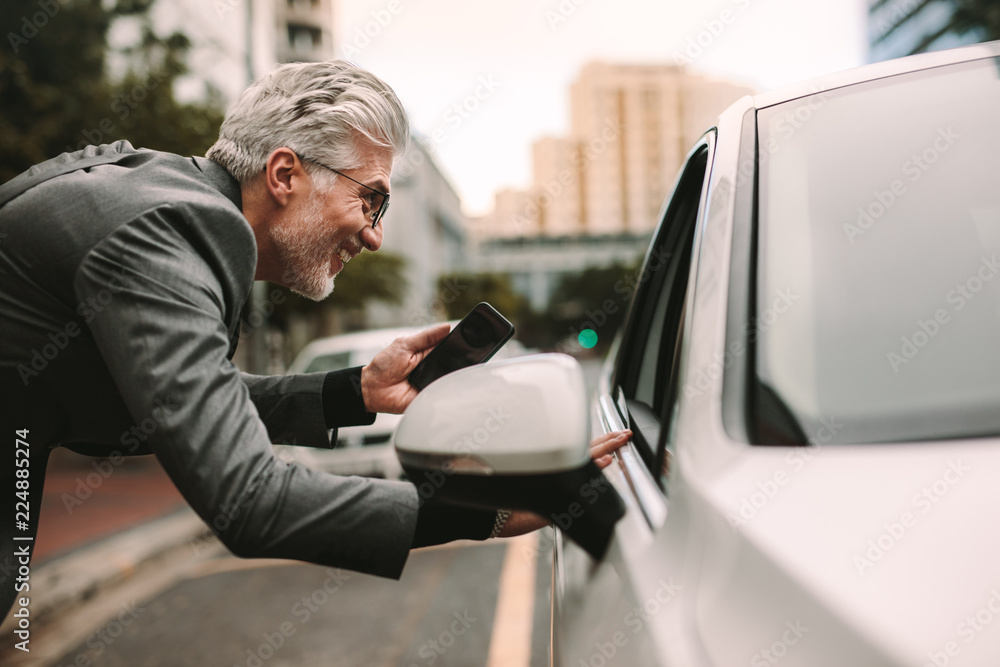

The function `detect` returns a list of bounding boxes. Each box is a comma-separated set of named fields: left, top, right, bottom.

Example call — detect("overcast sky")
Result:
left=335, top=0, right=869, bottom=217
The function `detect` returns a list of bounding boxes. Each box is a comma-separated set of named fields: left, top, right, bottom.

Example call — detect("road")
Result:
left=37, top=531, right=555, bottom=667
left=5, top=355, right=605, bottom=666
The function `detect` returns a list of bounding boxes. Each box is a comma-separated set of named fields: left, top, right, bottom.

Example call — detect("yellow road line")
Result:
left=486, top=532, right=539, bottom=667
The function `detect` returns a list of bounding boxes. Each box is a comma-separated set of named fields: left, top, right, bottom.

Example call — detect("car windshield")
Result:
left=754, top=56, right=1000, bottom=444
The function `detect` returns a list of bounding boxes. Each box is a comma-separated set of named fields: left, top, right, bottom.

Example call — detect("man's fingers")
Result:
left=400, top=322, right=451, bottom=354
left=589, top=430, right=632, bottom=460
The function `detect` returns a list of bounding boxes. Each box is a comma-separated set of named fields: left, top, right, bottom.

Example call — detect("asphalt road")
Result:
left=46, top=532, right=555, bottom=667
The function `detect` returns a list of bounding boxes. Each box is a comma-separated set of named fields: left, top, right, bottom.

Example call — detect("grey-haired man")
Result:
left=0, top=60, right=627, bottom=623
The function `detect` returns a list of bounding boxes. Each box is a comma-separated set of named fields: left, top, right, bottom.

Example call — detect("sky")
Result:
left=335, top=0, right=870, bottom=217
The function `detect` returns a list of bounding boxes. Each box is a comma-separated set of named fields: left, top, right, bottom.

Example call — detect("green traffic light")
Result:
left=578, top=329, right=598, bottom=349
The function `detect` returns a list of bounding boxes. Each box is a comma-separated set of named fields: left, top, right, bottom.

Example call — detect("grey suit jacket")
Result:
left=0, top=142, right=420, bottom=580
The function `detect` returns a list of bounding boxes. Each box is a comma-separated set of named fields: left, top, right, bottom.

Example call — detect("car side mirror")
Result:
left=394, top=353, right=625, bottom=560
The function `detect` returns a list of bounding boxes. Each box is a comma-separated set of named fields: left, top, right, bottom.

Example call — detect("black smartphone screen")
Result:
left=407, top=302, right=515, bottom=390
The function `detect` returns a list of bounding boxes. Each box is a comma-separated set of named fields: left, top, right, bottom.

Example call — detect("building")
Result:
left=276, top=0, right=336, bottom=65
left=364, top=138, right=469, bottom=329
left=473, top=62, right=753, bottom=309
left=481, top=63, right=752, bottom=241
left=868, top=0, right=989, bottom=62
left=147, top=0, right=336, bottom=105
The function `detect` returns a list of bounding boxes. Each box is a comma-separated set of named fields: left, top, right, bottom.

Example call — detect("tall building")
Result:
left=276, top=0, right=337, bottom=64
left=482, top=63, right=753, bottom=241
left=868, top=0, right=989, bottom=62
left=146, top=0, right=335, bottom=105
left=471, top=62, right=753, bottom=310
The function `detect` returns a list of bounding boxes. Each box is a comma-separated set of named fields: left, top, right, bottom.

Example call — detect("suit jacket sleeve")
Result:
left=72, top=202, right=419, bottom=578
left=239, top=372, right=332, bottom=448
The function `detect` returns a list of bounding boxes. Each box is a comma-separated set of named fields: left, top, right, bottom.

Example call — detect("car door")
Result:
left=551, top=133, right=715, bottom=666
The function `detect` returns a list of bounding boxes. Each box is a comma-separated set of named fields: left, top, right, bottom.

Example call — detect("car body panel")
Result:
left=552, top=41, right=1000, bottom=666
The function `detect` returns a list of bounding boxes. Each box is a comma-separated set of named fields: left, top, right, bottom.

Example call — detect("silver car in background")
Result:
left=285, top=325, right=530, bottom=477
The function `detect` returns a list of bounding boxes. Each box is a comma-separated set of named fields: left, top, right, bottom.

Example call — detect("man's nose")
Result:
left=359, top=223, right=382, bottom=252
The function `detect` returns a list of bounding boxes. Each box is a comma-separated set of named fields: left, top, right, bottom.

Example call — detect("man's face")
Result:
left=270, top=141, right=392, bottom=300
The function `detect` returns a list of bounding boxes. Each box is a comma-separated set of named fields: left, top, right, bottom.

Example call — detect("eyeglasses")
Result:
left=297, top=154, right=390, bottom=229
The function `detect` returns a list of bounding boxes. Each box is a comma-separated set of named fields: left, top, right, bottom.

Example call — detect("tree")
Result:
left=0, top=0, right=223, bottom=183
left=543, top=258, right=643, bottom=353
left=435, top=272, right=527, bottom=323
left=947, top=0, right=1000, bottom=41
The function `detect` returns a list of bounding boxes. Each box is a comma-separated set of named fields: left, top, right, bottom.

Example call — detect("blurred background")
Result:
left=4, top=2, right=1000, bottom=664
left=2, top=0, right=998, bottom=374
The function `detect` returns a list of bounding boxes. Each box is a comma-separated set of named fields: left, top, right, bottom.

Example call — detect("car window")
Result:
left=615, top=142, right=710, bottom=476
left=753, top=56, right=1000, bottom=444
left=303, top=351, right=354, bottom=373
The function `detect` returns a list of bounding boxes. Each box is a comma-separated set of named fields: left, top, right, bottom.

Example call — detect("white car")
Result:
left=394, top=41, right=1000, bottom=666
left=288, top=324, right=530, bottom=449
left=288, top=326, right=429, bottom=449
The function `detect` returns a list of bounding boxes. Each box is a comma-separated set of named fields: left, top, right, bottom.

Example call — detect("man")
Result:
left=0, top=61, right=628, bottom=622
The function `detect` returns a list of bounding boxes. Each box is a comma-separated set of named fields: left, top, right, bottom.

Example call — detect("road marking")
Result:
left=486, top=532, right=539, bottom=667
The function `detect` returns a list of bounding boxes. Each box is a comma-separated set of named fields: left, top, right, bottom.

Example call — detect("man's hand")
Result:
left=497, top=429, right=632, bottom=538
left=360, top=323, right=451, bottom=414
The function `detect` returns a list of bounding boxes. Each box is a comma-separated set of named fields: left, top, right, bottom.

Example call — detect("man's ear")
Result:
left=263, top=147, right=306, bottom=207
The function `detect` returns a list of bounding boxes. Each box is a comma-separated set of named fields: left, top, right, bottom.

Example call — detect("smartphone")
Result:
left=408, top=302, right=515, bottom=391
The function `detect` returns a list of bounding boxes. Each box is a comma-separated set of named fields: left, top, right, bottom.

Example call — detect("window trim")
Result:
left=721, top=108, right=759, bottom=444
left=608, top=133, right=716, bottom=499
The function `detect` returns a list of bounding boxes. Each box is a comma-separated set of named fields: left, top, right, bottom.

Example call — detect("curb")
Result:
left=1, top=509, right=211, bottom=635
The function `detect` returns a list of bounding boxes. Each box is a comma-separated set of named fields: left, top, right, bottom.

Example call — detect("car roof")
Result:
left=287, top=323, right=458, bottom=374
left=753, top=39, right=1000, bottom=110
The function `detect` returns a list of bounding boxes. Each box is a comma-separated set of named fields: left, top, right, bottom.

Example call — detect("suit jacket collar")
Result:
left=192, top=156, right=243, bottom=212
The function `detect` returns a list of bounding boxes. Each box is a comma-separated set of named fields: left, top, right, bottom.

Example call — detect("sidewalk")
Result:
left=34, top=449, right=188, bottom=564
left=1, top=451, right=212, bottom=641
left=7, top=446, right=400, bottom=630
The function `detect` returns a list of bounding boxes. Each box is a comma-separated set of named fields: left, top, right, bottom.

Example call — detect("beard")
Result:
left=270, top=191, right=340, bottom=301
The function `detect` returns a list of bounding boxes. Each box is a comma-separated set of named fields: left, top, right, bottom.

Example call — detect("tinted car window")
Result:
left=754, top=57, right=1000, bottom=444
left=616, top=144, right=708, bottom=472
